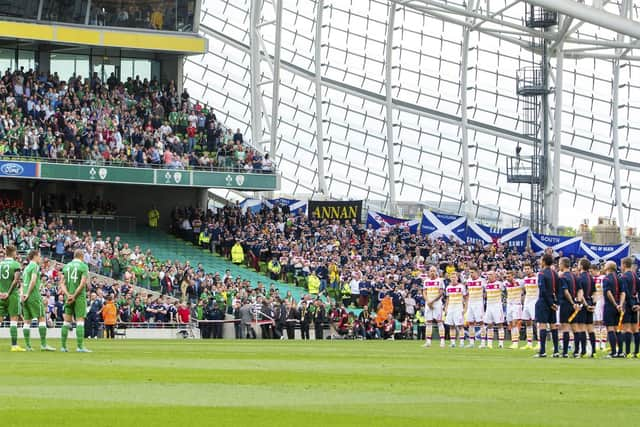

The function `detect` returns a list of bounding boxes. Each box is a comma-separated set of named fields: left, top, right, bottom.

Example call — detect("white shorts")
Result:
left=425, top=301, right=443, bottom=322
left=445, top=306, right=464, bottom=326
left=506, top=303, right=522, bottom=323
left=466, top=304, right=484, bottom=323
left=483, top=304, right=505, bottom=324
left=594, top=300, right=604, bottom=323
left=522, top=300, right=536, bottom=321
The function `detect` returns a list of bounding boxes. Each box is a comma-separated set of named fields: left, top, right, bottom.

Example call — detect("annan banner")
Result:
left=308, top=200, right=363, bottom=223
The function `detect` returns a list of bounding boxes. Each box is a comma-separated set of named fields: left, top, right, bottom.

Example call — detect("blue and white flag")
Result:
left=367, top=211, right=420, bottom=234
left=498, top=226, right=529, bottom=252
left=265, top=198, right=307, bottom=214
left=530, top=234, right=582, bottom=256
left=240, top=198, right=263, bottom=213
left=465, top=222, right=499, bottom=245
left=466, top=222, right=528, bottom=251
left=578, top=242, right=630, bottom=264
left=420, top=210, right=467, bottom=243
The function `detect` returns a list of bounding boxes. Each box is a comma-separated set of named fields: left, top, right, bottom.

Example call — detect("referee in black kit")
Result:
left=602, top=261, right=626, bottom=358
left=535, top=254, right=560, bottom=358
left=620, top=257, right=640, bottom=357
left=577, top=258, right=597, bottom=357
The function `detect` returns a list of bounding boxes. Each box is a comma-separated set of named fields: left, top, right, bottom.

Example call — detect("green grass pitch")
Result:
left=0, top=339, right=638, bottom=427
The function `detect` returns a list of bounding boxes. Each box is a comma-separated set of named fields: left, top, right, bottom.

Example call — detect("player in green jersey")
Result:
left=59, top=249, right=91, bottom=353
left=0, top=246, right=26, bottom=351
left=21, top=250, right=55, bottom=352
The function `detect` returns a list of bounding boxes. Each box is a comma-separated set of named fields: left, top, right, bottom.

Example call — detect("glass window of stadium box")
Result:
left=88, top=0, right=197, bottom=32
left=121, top=58, right=160, bottom=82
left=0, top=0, right=40, bottom=20
left=0, top=48, right=33, bottom=71
left=0, top=49, right=15, bottom=72
left=0, top=0, right=198, bottom=32
left=41, top=0, right=89, bottom=25
left=50, top=53, right=90, bottom=82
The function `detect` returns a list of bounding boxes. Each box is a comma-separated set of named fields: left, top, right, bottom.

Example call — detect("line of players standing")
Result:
left=421, top=254, right=640, bottom=358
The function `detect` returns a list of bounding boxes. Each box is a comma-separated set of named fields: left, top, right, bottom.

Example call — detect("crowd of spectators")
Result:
left=0, top=67, right=274, bottom=173
left=173, top=203, right=545, bottom=339
left=0, top=208, right=323, bottom=339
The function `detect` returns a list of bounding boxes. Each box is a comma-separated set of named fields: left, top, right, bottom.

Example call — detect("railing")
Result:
left=55, top=213, right=137, bottom=234
left=0, top=155, right=277, bottom=175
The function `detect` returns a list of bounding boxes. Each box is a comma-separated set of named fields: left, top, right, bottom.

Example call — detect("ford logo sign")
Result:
left=0, top=163, right=25, bottom=176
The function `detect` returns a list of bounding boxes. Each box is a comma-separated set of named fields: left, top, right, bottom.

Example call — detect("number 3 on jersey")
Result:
left=0, top=265, right=10, bottom=280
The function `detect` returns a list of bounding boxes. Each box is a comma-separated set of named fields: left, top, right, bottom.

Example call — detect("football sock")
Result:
left=526, top=325, right=533, bottom=344
left=616, top=332, right=623, bottom=353
left=22, top=323, right=31, bottom=348
left=38, top=322, right=47, bottom=347
left=624, top=332, right=632, bottom=355
left=589, top=332, right=597, bottom=354
left=425, top=322, right=432, bottom=341
left=562, top=332, right=570, bottom=355
left=511, top=327, right=519, bottom=344
left=9, top=321, right=18, bottom=346
left=437, top=324, right=445, bottom=342
left=607, top=331, right=617, bottom=355
left=539, top=329, right=548, bottom=354
left=634, top=332, right=640, bottom=354
left=61, top=322, right=70, bottom=349
left=76, top=321, right=85, bottom=348
left=580, top=332, right=587, bottom=355
left=551, top=329, right=559, bottom=353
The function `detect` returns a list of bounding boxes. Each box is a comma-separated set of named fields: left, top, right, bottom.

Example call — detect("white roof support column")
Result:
left=460, top=0, right=475, bottom=220
left=612, top=0, right=631, bottom=242
left=551, top=45, right=564, bottom=232
left=269, top=0, right=283, bottom=162
left=314, top=0, right=328, bottom=195
left=250, top=0, right=264, bottom=149
left=384, top=3, right=398, bottom=215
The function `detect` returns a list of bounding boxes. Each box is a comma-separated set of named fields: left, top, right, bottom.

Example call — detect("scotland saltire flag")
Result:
left=466, top=222, right=528, bottom=251
left=240, top=198, right=263, bottom=213
left=367, top=211, right=420, bottom=234
left=420, top=210, right=467, bottom=243
left=578, top=242, right=630, bottom=263
left=264, top=198, right=307, bottom=214
left=530, top=233, right=582, bottom=256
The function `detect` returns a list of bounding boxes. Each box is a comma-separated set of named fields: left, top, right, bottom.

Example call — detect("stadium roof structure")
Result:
left=185, top=0, right=640, bottom=236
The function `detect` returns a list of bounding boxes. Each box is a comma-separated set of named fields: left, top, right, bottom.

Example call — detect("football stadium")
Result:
left=1, top=0, right=640, bottom=426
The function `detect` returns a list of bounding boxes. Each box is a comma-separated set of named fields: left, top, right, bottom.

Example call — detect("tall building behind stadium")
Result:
left=184, top=0, right=640, bottom=239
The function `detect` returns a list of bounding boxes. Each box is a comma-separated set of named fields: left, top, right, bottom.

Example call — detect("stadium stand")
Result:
left=0, top=68, right=274, bottom=173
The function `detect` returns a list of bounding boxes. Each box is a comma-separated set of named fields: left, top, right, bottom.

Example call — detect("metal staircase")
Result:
left=506, top=3, right=557, bottom=233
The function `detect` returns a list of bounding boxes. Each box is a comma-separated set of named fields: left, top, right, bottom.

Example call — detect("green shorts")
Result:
left=0, top=294, right=20, bottom=318
left=22, top=296, right=44, bottom=320
left=64, top=295, right=87, bottom=320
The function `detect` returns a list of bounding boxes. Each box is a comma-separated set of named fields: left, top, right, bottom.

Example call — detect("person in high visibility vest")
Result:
left=341, top=281, right=351, bottom=307
left=148, top=206, right=160, bottom=228
left=307, top=271, right=320, bottom=296
left=267, top=258, right=281, bottom=280
left=231, top=241, right=244, bottom=265
left=198, top=230, right=211, bottom=248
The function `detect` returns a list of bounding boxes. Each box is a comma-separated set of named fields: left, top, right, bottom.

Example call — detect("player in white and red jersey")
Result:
left=421, top=266, right=445, bottom=348
left=483, top=270, right=505, bottom=348
left=444, top=271, right=467, bottom=348
left=504, top=270, right=524, bottom=349
left=590, top=265, right=606, bottom=351
left=521, top=263, right=538, bottom=349
left=465, top=266, right=486, bottom=348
